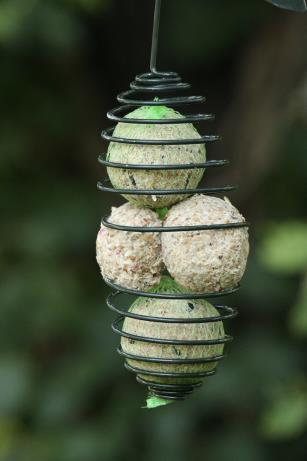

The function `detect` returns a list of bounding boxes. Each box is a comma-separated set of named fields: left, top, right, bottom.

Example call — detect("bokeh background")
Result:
left=1, top=0, right=307, bottom=460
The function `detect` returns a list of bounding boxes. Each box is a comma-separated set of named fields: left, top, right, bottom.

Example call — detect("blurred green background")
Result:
left=1, top=0, right=307, bottom=460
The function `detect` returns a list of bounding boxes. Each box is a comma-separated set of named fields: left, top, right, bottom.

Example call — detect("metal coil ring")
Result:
left=112, top=316, right=233, bottom=346
left=107, top=105, right=214, bottom=124
left=102, top=126, right=220, bottom=145
left=124, top=363, right=217, bottom=379
left=137, top=376, right=202, bottom=390
left=136, top=376, right=203, bottom=401
left=118, top=347, right=225, bottom=364
left=101, top=217, right=249, bottom=233
left=103, top=279, right=241, bottom=299
left=98, top=180, right=235, bottom=196
left=107, top=292, right=238, bottom=323
left=98, top=155, right=227, bottom=170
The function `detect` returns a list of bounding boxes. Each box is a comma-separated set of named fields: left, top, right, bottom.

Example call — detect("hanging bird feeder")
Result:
left=96, top=0, right=306, bottom=408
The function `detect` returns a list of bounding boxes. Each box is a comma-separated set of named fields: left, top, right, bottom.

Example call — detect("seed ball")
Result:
left=121, top=297, right=225, bottom=385
left=107, top=106, right=206, bottom=209
left=162, top=195, right=249, bottom=293
left=96, top=202, right=164, bottom=291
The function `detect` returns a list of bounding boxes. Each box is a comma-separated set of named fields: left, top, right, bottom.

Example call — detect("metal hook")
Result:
left=148, top=0, right=306, bottom=75
left=265, top=0, right=307, bottom=11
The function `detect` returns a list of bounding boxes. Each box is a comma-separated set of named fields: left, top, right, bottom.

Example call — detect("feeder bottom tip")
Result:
left=144, top=396, right=176, bottom=410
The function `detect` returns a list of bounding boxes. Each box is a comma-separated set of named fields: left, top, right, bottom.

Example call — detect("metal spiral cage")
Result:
left=97, top=0, right=249, bottom=401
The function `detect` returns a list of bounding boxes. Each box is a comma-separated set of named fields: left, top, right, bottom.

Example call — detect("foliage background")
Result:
left=0, top=0, right=307, bottom=460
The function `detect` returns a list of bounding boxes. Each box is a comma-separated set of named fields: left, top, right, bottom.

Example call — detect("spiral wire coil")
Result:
left=98, top=0, right=249, bottom=401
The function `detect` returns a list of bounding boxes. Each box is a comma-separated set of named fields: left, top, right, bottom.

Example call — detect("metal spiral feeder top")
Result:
left=98, top=0, right=249, bottom=402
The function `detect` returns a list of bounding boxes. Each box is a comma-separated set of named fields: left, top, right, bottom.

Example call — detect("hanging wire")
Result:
left=150, top=0, right=162, bottom=73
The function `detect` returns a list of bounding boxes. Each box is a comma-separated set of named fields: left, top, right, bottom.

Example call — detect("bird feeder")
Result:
left=96, top=0, right=306, bottom=407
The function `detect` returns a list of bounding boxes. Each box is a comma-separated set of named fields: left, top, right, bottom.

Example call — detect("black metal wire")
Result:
left=98, top=179, right=236, bottom=196
left=102, top=126, right=220, bottom=145
left=98, top=156, right=227, bottom=170
left=136, top=376, right=202, bottom=401
left=107, top=292, right=238, bottom=321
left=107, top=105, right=214, bottom=124
left=104, top=281, right=241, bottom=300
left=114, top=318, right=233, bottom=345
left=125, top=363, right=218, bottom=379
left=98, top=0, right=250, bottom=402
left=101, top=218, right=249, bottom=234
